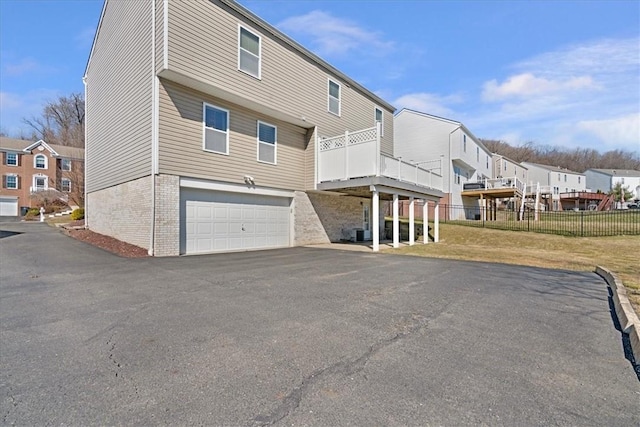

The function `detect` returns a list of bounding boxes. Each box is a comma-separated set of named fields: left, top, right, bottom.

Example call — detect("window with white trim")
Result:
left=61, top=178, right=71, bottom=192
left=328, top=79, right=341, bottom=116
left=257, top=121, right=277, bottom=164
left=34, top=154, right=47, bottom=169
left=61, top=158, right=71, bottom=171
left=5, top=174, right=18, bottom=189
left=6, top=152, right=18, bottom=166
left=463, top=135, right=467, bottom=152
left=33, top=175, right=47, bottom=191
left=203, top=103, right=229, bottom=155
left=374, top=107, right=383, bottom=136
left=238, top=26, right=261, bottom=78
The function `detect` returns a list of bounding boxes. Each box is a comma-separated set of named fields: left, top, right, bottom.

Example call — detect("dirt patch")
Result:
left=62, top=221, right=149, bottom=258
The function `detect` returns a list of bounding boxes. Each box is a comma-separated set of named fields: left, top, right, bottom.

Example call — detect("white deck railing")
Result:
left=480, top=177, right=526, bottom=194
left=318, top=124, right=443, bottom=191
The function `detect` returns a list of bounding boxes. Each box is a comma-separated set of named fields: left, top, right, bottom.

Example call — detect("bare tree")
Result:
left=23, top=93, right=85, bottom=148
left=481, top=139, right=640, bottom=172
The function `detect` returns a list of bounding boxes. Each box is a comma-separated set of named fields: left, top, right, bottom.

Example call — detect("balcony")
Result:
left=317, top=125, right=443, bottom=191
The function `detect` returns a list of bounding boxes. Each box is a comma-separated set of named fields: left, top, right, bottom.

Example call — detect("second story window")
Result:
left=61, top=159, right=72, bottom=171
left=6, top=152, right=18, bottom=166
left=476, top=147, right=479, bottom=162
left=4, top=174, right=18, bottom=189
left=374, top=107, right=383, bottom=136
left=203, top=103, right=229, bottom=155
left=578, top=176, right=581, bottom=184
left=564, top=174, right=567, bottom=182
left=463, top=135, right=467, bottom=152
left=257, top=121, right=277, bottom=165
left=239, top=26, right=261, bottom=79
left=34, top=154, right=47, bottom=169
left=328, top=79, right=341, bottom=116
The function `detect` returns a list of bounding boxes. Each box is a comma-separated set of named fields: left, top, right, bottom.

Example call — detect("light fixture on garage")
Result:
left=243, top=175, right=255, bottom=185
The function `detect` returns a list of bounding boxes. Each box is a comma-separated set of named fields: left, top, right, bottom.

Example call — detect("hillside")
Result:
left=480, top=139, right=640, bottom=172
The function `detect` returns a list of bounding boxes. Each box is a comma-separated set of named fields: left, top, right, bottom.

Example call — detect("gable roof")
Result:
left=585, top=168, right=640, bottom=177
left=0, top=137, right=84, bottom=160
left=395, top=108, right=492, bottom=155
left=85, top=0, right=395, bottom=112
left=521, top=162, right=582, bottom=175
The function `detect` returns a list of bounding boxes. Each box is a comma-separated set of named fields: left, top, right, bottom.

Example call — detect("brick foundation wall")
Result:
left=153, top=174, right=180, bottom=256
left=294, top=191, right=372, bottom=244
left=87, top=176, right=153, bottom=250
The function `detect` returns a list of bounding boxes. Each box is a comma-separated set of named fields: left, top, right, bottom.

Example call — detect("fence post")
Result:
left=580, top=211, right=584, bottom=237
left=527, top=209, right=530, bottom=231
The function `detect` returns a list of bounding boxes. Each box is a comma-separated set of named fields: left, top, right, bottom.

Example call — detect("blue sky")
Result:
left=1, top=0, right=638, bottom=154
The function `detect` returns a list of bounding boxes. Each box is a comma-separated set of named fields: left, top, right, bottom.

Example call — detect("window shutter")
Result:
left=2, top=175, right=5, bottom=189
left=2, top=152, right=5, bottom=165
left=17, top=176, right=21, bottom=189
left=17, top=154, right=21, bottom=166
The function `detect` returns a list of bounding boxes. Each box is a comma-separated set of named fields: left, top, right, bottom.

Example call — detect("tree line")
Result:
left=480, top=139, right=640, bottom=172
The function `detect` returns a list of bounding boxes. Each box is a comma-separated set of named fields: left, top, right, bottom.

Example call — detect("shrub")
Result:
left=23, top=208, right=41, bottom=221
left=71, top=208, right=85, bottom=221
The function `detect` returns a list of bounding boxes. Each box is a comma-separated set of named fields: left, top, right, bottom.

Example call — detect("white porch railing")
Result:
left=480, top=177, right=526, bottom=194
left=318, top=124, right=443, bottom=191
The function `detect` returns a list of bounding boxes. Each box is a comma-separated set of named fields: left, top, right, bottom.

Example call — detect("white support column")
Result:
left=393, top=194, right=399, bottom=248
left=372, top=189, right=380, bottom=252
left=409, top=196, right=415, bottom=246
left=434, top=201, right=440, bottom=243
left=423, top=200, right=429, bottom=244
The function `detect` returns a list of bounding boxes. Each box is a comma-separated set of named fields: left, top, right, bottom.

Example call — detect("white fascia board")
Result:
left=180, top=177, right=295, bottom=199
left=22, top=140, right=59, bottom=156
left=84, top=0, right=109, bottom=78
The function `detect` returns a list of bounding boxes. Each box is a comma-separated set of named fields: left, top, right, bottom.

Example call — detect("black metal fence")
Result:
left=439, top=204, right=640, bottom=237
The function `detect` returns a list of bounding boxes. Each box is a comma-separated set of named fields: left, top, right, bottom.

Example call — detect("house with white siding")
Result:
left=84, top=0, right=444, bottom=256
left=521, top=162, right=586, bottom=210
left=393, top=109, right=495, bottom=217
left=585, top=169, right=640, bottom=201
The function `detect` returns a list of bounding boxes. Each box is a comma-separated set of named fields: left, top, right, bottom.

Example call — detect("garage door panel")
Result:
left=0, top=198, right=18, bottom=216
left=182, top=189, right=291, bottom=255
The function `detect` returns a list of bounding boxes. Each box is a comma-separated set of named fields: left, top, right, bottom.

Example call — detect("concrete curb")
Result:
left=595, top=266, right=640, bottom=364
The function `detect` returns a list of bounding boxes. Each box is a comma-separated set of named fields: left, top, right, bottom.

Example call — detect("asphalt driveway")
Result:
left=1, top=222, right=638, bottom=426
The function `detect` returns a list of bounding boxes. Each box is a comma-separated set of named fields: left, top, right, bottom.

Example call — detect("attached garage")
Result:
left=0, top=197, right=18, bottom=216
left=180, top=187, right=292, bottom=255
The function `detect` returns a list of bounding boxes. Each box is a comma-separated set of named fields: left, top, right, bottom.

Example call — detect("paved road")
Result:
left=1, top=222, right=638, bottom=426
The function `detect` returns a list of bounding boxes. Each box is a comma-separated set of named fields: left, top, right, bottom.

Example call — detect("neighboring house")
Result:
left=585, top=169, right=640, bottom=201
left=521, top=162, right=586, bottom=210
left=492, top=154, right=527, bottom=183
left=0, top=137, right=84, bottom=216
left=394, top=109, right=493, bottom=215
left=85, top=0, right=444, bottom=256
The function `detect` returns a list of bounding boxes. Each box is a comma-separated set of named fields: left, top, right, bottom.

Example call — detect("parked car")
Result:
left=627, top=202, right=639, bottom=209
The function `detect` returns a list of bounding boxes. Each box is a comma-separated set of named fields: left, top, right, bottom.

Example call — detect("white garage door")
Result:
left=182, top=189, right=291, bottom=254
left=0, top=197, right=18, bottom=216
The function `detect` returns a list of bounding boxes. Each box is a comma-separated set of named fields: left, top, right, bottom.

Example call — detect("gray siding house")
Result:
left=85, top=0, right=443, bottom=256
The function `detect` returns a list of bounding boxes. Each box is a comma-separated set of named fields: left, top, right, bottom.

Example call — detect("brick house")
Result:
left=0, top=137, right=84, bottom=216
left=84, top=0, right=445, bottom=256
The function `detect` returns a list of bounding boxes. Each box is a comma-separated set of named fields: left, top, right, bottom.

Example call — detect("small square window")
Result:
left=6, top=152, right=18, bottom=166
left=203, top=103, right=229, bottom=155
left=61, top=159, right=71, bottom=171
left=257, top=121, right=277, bottom=164
left=328, top=79, right=341, bottom=116
left=61, top=178, right=71, bottom=192
left=5, top=175, right=18, bottom=189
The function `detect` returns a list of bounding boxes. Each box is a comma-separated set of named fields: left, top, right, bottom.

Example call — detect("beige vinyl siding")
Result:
left=166, top=0, right=393, bottom=155
left=85, top=0, right=153, bottom=192
left=155, top=0, right=165, bottom=72
left=158, top=80, right=307, bottom=191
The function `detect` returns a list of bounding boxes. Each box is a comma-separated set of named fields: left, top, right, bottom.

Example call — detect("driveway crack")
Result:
left=250, top=313, right=431, bottom=426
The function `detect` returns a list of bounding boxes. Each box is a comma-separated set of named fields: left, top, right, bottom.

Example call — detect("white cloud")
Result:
left=2, top=58, right=40, bottom=77
left=577, top=113, right=640, bottom=150
left=0, top=89, right=61, bottom=137
left=392, top=92, right=462, bottom=118
left=470, top=37, right=640, bottom=152
left=482, top=73, right=596, bottom=102
left=278, top=10, right=393, bottom=57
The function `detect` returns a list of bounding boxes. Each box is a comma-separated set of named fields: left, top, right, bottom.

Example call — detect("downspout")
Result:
left=149, top=0, right=158, bottom=256
left=82, top=75, right=88, bottom=228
